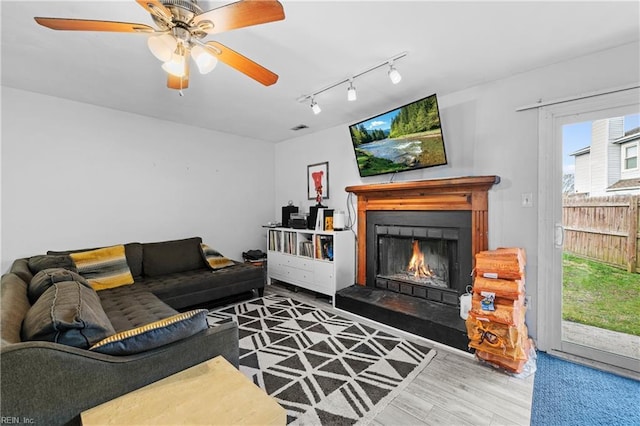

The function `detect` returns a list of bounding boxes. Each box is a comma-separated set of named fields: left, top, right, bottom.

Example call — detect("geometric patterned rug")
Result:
left=207, top=294, right=436, bottom=425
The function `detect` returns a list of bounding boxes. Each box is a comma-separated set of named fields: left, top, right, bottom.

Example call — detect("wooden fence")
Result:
left=563, top=194, right=640, bottom=272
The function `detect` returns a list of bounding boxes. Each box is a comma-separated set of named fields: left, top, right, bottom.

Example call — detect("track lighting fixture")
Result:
left=347, top=80, right=357, bottom=101
left=298, top=52, right=407, bottom=114
left=311, top=98, right=321, bottom=115
left=388, top=62, right=402, bottom=84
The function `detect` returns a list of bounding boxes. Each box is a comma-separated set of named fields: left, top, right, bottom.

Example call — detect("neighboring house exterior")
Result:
left=570, top=117, right=640, bottom=196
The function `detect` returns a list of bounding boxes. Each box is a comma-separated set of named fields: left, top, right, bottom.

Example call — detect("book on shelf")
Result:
left=314, top=235, right=334, bottom=261
left=314, top=208, right=335, bottom=231
left=268, top=230, right=281, bottom=252
left=284, top=231, right=296, bottom=255
left=299, top=240, right=314, bottom=258
left=324, top=209, right=334, bottom=231
left=314, top=208, right=324, bottom=231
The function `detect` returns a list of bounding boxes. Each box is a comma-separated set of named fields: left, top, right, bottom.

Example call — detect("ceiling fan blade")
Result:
left=135, top=0, right=172, bottom=20
left=194, top=1, right=284, bottom=34
left=34, top=17, right=156, bottom=33
left=167, top=60, right=190, bottom=90
left=205, top=41, right=278, bottom=86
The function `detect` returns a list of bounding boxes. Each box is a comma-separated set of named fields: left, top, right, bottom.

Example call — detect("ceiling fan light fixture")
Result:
left=388, top=62, right=402, bottom=85
left=162, top=52, right=187, bottom=77
left=147, top=33, right=177, bottom=62
left=191, top=45, right=218, bottom=74
left=347, top=81, right=357, bottom=101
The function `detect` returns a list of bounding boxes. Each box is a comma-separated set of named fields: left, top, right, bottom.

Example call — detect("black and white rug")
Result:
left=207, top=294, right=436, bottom=425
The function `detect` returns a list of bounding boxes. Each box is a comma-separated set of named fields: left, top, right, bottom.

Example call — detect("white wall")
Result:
left=274, top=41, right=640, bottom=341
left=1, top=87, right=275, bottom=272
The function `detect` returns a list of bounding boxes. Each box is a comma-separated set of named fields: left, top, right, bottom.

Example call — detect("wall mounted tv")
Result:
left=349, top=93, right=447, bottom=177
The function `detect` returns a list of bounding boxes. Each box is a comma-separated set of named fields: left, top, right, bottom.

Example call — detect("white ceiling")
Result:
left=2, top=1, right=639, bottom=143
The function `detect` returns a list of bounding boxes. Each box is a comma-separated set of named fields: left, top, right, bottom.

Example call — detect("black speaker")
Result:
left=282, top=205, right=298, bottom=228
left=308, top=204, right=326, bottom=229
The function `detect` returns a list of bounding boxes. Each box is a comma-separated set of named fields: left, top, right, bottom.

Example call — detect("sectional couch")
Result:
left=0, top=236, right=264, bottom=425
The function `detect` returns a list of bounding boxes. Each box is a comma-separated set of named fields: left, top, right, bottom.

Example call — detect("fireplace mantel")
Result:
left=346, top=175, right=500, bottom=285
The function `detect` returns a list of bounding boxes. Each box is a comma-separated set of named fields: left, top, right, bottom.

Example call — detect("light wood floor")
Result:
left=265, top=283, right=535, bottom=426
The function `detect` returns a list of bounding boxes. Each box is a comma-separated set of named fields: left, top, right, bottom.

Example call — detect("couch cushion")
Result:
left=137, top=263, right=263, bottom=309
left=89, top=309, right=208, bottom=355
left=70, top=245, right=134, bottom=291
left=142, top=237, right=206, bottom=277
left=98, top=285, right=178, bottom=332
left=28, top=268, right=91, bottom=304
left=22, top=281, right=116, bottom=348
left=124, top=242, right=143, bottom=279
left=28, top=255, right=77, bottom=274
left=200, top=243, right=235, bottom=270
left=10, top=258, right=34, bottom=284
left=1, top=273, right=31, bottom=344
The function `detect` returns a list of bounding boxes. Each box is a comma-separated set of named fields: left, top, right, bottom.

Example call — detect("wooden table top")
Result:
left=81, top=356, right=286, bottom=425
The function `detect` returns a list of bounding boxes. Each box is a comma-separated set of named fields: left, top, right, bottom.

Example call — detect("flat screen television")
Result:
left=349, top=93, right=447, bottom=177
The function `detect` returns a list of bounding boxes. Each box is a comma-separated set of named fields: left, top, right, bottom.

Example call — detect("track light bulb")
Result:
left=148, top=34, right=177, bottom=62
left=311, top=99, right=321, bottom=114
left=191, top=45, right=218, bottom=74
left=388, top=64, right=402, bottom=84
left=347, top=82, right=357, bottom=101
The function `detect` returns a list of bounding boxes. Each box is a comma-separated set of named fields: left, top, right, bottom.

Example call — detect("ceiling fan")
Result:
left=34, top=0, right=285, bottom=91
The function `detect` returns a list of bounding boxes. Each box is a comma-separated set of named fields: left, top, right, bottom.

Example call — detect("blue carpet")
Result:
left=531, top=352, right=640, bottom=426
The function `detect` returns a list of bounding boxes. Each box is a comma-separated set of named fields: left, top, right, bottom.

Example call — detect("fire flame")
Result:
left=408, top=240, right=433, bottom=277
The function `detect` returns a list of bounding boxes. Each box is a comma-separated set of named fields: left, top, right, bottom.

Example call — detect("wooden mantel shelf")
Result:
left=346, top=175, right=500, bottom=285
left=346, top=175, right=500, bottom=198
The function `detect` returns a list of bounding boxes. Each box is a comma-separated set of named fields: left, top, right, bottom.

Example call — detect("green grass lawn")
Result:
left=563, top=252, right=640, bottom=336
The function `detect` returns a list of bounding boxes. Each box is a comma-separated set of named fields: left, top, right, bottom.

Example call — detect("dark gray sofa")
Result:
left=0, top=236, right=264, bottom=425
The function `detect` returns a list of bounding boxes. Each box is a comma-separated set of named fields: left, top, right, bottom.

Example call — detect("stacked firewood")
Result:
left=465, top=247, right=530, bottom=374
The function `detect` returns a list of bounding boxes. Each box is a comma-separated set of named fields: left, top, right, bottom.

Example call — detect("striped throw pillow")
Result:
left=200, top=243, right=235, bottom=270
left=70, top=245, right=134, bottom=291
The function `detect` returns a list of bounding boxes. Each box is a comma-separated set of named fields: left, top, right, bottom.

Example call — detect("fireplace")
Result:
left=335, top=176, right=499, bottom=351
left=368, top=211, right=472, bottom=305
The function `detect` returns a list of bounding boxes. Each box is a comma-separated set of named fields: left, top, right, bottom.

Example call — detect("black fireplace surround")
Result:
left=367, top=211, right=472, bottom=303
left=336, top=210, right=473, bottom=351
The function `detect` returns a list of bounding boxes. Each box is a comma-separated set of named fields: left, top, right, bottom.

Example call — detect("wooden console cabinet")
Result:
left=267, top=228, right=355, bottom=302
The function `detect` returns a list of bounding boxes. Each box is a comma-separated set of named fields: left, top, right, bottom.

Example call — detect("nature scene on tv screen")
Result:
left=350, top=95, right=446, bottom=177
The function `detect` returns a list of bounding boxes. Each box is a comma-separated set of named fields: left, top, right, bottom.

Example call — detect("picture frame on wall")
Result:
left=307, top=161, right=329, bottom=201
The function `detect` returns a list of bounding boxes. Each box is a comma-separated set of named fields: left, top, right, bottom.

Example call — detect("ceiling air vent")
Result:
left=291, top=124, right=309, bottom=131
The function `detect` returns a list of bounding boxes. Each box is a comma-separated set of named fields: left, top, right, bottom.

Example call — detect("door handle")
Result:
left=554, top=224, right=564, bottom=248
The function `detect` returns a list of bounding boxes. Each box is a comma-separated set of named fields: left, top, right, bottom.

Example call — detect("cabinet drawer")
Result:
left=288, top=267, right=314, bottom=285
left=270, top=266, right=313, bottom=285
left=281, top=255, right=314, bottom=271
left=314, top=261, right=334, bottom=283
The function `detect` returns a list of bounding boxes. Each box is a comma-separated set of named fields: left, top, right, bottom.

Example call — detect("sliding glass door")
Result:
left=538, top=88, right=640, bottom=373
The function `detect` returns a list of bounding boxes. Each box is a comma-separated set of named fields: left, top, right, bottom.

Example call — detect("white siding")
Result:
left=607, top=117, right=624, bottom=187
left=589, top=119, right=609, bottom=195
left=574, top=153, right=591, bottom=193
left=608, top=117, right=625, bottom=140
